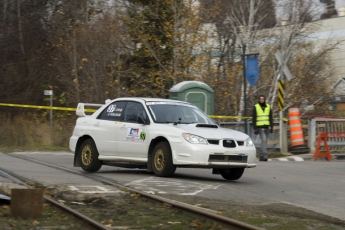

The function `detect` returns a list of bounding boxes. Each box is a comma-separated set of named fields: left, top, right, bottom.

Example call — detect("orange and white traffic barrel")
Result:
left=288, top=107, right=310, bottom=154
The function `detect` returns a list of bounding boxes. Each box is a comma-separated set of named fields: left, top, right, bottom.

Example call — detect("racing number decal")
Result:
left=140, top=132, right=146, bottom=141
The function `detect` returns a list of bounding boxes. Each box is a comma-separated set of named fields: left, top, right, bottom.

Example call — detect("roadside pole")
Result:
left=276, top=19, right=292, bottom=154
left=242, top=44, right=259, bottom=134
left=280, top=27, right=284, bottom=154
left=242, top=44, right=247, bottom=134
left=44, top=90, right=53, bottom=129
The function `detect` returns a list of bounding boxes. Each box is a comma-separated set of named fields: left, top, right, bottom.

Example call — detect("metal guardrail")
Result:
left=308, top=118, right=345, bottom=153
left=221, top=119, right=345, bottom=153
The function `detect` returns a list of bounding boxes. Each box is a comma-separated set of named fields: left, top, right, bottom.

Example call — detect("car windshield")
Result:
left=146, top=102, right=216, bottom=125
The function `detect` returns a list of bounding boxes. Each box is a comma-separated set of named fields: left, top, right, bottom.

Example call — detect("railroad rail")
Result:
left=1, top=153, right=263, bottom=230
left=0, top=167, right=111, bottom=230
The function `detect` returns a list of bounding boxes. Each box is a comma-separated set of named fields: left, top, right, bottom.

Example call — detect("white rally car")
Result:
left=69, top=98, right=256, bottom=180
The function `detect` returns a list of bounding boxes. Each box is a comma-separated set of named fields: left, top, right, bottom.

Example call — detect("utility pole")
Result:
left=242, top=44, right=247, bottom=134
left=280, top=26, right=284, bottom=153
left=276, top=18, right=292, bottom=154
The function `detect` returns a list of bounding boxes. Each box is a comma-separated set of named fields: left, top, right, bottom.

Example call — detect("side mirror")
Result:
left=138, top=116, right=150, bottom=125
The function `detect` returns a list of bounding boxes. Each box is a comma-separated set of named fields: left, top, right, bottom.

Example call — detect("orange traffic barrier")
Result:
left=314, top=132, right=345, bottom=161
left=288, top=108, right=309, bottom=153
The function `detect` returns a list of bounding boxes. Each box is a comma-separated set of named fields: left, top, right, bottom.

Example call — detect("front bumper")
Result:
left=170, top=140, right=257, bottom=168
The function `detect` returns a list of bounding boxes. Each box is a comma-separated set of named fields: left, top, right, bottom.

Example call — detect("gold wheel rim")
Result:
left=154, top=148, right=165, bottom=171
left=81, top=144, right=93, bottom=166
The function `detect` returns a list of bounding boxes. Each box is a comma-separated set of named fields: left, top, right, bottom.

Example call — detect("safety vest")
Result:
left=255, top=104, right=270, bottom=126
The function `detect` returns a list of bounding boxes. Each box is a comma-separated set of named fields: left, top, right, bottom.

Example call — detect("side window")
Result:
left=124, top=102, right=146, bottom=123
left=98, top=101, right=126, bottom=121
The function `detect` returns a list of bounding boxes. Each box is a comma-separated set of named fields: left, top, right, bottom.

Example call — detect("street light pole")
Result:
left=279, top=20, right=287, bottom=154
left=242, top=44, right=248, bottom=134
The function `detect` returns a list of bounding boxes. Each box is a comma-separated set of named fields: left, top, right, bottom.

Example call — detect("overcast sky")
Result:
left=335, top=0, right=345, bottom=8
left=275, top=0, right=345, bottom=21
left=102, top=0, right=345, bottom=20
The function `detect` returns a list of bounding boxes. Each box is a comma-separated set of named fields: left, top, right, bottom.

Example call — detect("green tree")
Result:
left=123, top=0, right=178, bottom=98
left=0, top=0, right=52, bottom=105
left=45, top=0, right=129, bottom=104
left=123, top=0, right=219, bottom=98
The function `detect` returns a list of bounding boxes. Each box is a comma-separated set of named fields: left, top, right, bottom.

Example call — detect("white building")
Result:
left=312, top=16, right=345, bottom=87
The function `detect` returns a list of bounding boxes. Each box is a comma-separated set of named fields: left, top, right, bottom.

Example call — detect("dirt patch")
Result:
left=52, top=190, right=345, bottom=230
left=163, top=195, right=345, bottom=230
left=1, top=188, right=345, bottom=230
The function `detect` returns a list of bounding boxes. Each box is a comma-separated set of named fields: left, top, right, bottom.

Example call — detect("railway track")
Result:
left=0, top=153, right=263, bottom=230
left=0, top=167, right=110, bottom=230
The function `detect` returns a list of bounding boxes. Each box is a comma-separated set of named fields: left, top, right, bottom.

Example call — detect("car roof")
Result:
left=113, top=97, right=190, bottom=104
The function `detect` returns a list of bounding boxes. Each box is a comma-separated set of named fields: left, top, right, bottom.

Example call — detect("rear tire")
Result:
left=220, top=168, right=245, bottom=180
left=152, top=142, right=176, bottom=177
left=78, top=139, right=102, bottom=172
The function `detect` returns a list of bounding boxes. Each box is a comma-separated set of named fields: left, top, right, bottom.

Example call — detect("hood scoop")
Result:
left=196, top=124, right=218, bottom=128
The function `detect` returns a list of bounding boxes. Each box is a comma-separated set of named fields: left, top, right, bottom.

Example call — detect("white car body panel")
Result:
left=70, top=97, right=257, bottom=173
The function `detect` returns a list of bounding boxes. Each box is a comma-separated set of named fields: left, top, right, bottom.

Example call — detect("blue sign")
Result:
left=246, top=56, right=259, bottom=86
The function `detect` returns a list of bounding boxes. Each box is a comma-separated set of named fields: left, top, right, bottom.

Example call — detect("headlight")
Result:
left=245, top=138, right=254, bottom=147
left=183, top=133, right=207, bottom=144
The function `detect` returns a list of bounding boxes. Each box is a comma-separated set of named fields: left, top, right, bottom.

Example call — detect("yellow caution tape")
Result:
left=209, top=115, right=251, bottom=119
left=0, top=103, right=289, bottom=120
left=209, top=115, right=289, bottom=121
left=0, top=103, right=96, bottom=112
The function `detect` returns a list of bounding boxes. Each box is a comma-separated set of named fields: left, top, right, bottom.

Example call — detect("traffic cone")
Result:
left=288, top=107, right=310, bottom=154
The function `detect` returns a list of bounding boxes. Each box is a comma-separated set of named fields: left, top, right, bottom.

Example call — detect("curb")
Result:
left=267, top=154, right=345, bottom=162
left=268, top=156, right=310, bottom=162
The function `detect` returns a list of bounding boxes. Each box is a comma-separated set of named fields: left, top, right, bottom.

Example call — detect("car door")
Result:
left=117, top=101, right=149, bottom=158
left=92, top=101, right=126, bottom=156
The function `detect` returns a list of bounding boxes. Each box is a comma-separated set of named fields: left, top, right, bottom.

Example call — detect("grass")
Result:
left=60, top=193, right=227, bottom=229
left=237, top=215, right=344, bottom=230
left=0, top=112, right=73, bottom=153
left=193, top=201, right=345, bottom=230
left=0, top=185, right=227, bottom=230
left=267, top=151, right=289, bottom=158
left=0, top=192, right=96, bottom=230
left=2, top=186, right=345, bottom=230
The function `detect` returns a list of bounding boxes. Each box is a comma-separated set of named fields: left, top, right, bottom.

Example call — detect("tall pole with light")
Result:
left=277, top=18, right=291, bottom=154
left=242, top=45, right=259, bottom=134
left=242, top=44, right=247, bottom=134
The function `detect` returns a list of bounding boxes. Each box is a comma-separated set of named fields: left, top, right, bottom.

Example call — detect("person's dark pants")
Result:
left=258, top=127, right=270, bottom=160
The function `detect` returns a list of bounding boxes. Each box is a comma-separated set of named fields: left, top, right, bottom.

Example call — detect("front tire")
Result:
left=78, top=138, right=102, bottom=172
left=152, top=142, right=176, bottom=177
left=220, top=168, right=245, bottom=180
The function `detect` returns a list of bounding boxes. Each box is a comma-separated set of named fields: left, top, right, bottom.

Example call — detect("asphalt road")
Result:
left=0, top=151, right=344, bottom=221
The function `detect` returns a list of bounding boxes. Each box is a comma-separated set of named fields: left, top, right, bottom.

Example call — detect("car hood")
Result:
left=175, top=124, right=249, bottom=140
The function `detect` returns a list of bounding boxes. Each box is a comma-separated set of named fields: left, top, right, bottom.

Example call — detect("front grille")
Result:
left=223, top=139, right=236, bottom=148
left=207, top=139, right=245, bottom=147
left=207, top=139, right=219, bottom=145
left=209, top=154, right=248, bottom=163
left=237, top=141, right=244, bottom=146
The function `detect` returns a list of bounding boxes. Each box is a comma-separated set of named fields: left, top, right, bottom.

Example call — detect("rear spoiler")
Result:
left=76, top=99, right=112, bottom=117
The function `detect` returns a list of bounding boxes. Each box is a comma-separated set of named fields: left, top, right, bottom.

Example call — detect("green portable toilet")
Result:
left=169, top=81, right=214, bottom=115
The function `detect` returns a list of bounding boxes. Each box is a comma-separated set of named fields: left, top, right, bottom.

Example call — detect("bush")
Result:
left=0, top=111, right=75, bottom=151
